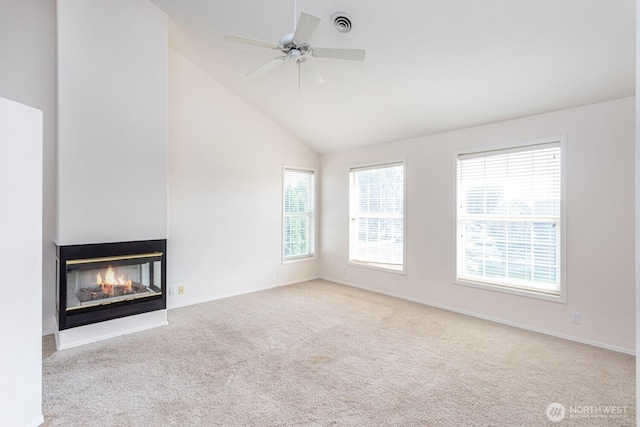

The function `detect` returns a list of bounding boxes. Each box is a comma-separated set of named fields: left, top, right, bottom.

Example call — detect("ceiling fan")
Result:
left=223, top=11, right=366, bottom=87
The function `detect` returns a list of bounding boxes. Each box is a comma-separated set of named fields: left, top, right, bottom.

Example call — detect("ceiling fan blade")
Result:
left=312, top=48, right=366, bottom=61
left=247, top=56, right=287, bottom=77
left=293, top=12, right=321, bottom=45
left=223, top=34, right=279, bottom=50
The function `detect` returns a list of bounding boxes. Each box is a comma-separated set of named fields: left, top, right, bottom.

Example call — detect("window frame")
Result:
left=453, top=136, right=567, bottom=303
left=348, top=160, right=406, bottom=274
left=282, top=165, right=316, bottom=264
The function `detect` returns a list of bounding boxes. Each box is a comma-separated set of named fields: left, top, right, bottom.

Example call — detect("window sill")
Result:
left=283, top=255, right=317, bottom=265
left=349, top=260, right=405, bottom=275
left=454, top=278, right=566, bottom=303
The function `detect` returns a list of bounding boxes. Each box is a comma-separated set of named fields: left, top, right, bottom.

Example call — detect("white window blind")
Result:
left=283, top=168, right=314, bottom=260
left=456, top=142, right=562, bottom=296
left=349, top=162, right=404, bottom=272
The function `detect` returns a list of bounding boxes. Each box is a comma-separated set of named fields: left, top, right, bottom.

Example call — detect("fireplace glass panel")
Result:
left=66, top=253, right=163, bottom=311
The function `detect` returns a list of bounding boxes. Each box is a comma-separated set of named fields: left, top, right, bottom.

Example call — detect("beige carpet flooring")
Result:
left=42, top=279, right=635, bottom=426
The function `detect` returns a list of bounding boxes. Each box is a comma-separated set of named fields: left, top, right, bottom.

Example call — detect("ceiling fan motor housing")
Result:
left=279, top=33, right=310, bottom=55
left=279, top=33, right=295, bottom=48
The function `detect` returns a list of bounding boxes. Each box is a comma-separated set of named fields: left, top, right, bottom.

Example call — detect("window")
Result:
left=455, top=137, right=565, bottom=301
left=283, top=167, right=315, bottom=261
left=349, top=162, right=405, bottom=272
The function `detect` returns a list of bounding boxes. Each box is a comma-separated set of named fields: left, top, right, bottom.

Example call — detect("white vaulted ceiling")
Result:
left=150, top=0, right=635, bottom=153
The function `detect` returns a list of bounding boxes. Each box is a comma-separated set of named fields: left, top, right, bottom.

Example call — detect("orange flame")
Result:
left=96, top=266, right=132, bottom=294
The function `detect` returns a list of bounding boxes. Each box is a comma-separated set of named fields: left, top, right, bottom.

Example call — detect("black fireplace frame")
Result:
left=57, top=239, right=167, bottom=330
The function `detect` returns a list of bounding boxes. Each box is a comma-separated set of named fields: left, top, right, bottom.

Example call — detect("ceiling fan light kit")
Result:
left=223, top=11, right=365, bottom=87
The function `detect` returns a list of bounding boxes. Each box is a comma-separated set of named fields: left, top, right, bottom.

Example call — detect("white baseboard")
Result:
left=321, top=276, right=635, bottom=356
left=167, top=276, right=321, bottom=310
left=42, top=326, right=56, bottom=337
left=42, top=315, right=57, bottom=336
left=55, top=310, right=168, bottom=350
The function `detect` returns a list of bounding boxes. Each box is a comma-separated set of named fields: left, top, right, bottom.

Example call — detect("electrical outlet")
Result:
left=571, top=311, right=581, bottom=324
left=178, top=286, right=185, bottom=295
left=168, top=287, right=176, bottom=296
left=276, top=268, right=280, bottom=277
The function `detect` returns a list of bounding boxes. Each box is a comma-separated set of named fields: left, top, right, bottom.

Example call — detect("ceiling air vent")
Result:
left=332, top=13, right=352, bottom=33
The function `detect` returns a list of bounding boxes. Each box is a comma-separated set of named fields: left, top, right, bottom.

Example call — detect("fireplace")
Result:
left=57, top=240, right=166, bottom=330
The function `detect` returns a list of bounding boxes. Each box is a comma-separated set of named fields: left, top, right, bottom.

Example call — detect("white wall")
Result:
left=322, top=97, right=635, bottom=353
left=0, top=97, right=43, bottom=427
left=57, top=0, right=168, bottom=245
left=167, top=48, right=320, bottom=308
left=0, top=0, right=57, bottom=334
left=635, top=0, right=639, bottom=413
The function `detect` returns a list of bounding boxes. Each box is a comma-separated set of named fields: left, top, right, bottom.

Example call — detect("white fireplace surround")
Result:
left=55, top=0, right=169, bottom=347
left=56, top=310, right=167, bottom=350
